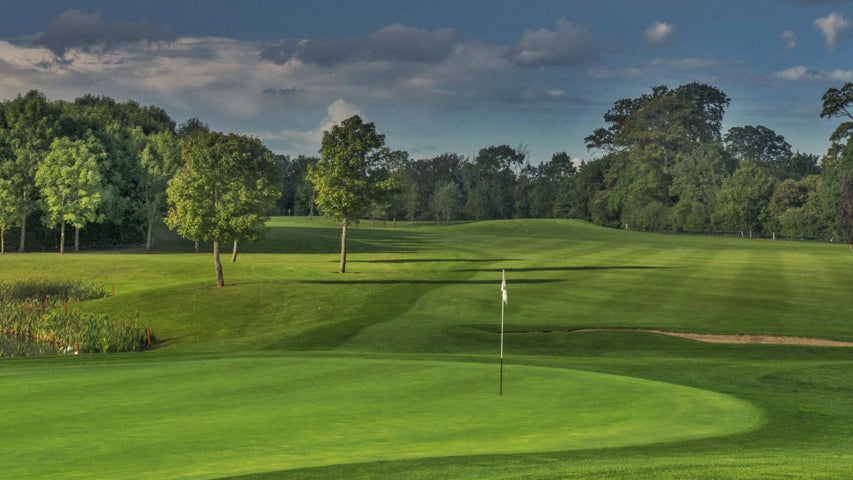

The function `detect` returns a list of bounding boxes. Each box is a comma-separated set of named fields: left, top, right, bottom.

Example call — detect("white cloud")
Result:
left=507, top=18, right=596, bottom=67
left=261, top=99, right=364, bottom=153
left=643, top=21, right=674, bottom=45
left=775, top=65, right=853, bottom=82
left=814, top=12, right=850, bottom=49
left=782, top=30, right=797, bottom=50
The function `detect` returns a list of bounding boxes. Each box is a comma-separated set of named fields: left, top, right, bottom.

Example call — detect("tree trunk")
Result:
left=18, top=209, right=26, bottom=253
left=146, top=220, right=153, bottom=251
left=74, top=226, right=80, bottom=253
left=213, top=239, right=224, bottom=287
left=231, top=238, right=238, bottom=263
left=1, top=227, right=5, bottom=254
left=194, top=239, right=199, bottom=253
left=339, top=220, right=348, bottom=273
left=59, top=219, right=65, bottom=255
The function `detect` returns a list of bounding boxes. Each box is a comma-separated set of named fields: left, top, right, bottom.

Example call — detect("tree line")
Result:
left=2, top=83, right=853, bottom=263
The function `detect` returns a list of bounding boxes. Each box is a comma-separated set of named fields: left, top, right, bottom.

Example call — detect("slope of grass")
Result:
left=1, top=217, right=851, bottom=479
left=0, top=354, right=760, bottom=479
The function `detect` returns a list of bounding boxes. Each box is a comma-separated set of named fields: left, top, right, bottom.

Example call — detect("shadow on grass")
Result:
left=300, top=278, right=563, bottom=286
left=455, top=265, right=668, bottom=273
left=153, top=225, right=435, bottom=255
left=350, top=258, right=517, bottom=264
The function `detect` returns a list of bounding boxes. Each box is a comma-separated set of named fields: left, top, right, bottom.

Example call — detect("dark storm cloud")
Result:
left=260, top=24, right=456, bottom=65
left=36, top=10, right=176, bottom=55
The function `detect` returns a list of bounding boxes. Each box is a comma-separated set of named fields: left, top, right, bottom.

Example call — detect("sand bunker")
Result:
left=569, top=328, right=853, bottom=347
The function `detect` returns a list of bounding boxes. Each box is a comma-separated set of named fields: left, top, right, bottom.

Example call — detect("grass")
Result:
left=0, top=354, right=760, bottom=479
left=1, top=217, right=851, bottom=479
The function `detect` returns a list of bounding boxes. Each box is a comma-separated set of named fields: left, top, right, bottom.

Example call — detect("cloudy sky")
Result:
left=0, top=0, right=851, bottom=163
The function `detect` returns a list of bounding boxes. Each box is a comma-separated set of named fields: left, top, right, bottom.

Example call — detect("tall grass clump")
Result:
left=0, top=278, right=107, bottom=304
left=0, top=279, right=147, bottom=356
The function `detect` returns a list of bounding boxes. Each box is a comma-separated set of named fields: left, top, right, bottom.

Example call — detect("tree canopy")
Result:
left=166, top=131, right=280, bottom=286
left=35, top=136, right=106, bottom=253
left=308, top=115, right=393, bottom=273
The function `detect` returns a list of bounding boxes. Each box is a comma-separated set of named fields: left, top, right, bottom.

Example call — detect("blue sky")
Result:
left=0, top=1, right=851, bottom=163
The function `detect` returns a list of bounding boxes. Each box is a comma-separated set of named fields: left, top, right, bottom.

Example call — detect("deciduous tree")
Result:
left=35, top=136, right=106, bottom=253
left=431, top=181, right=461, bottom=225
left=715, top=161, right=774, bottom=238
left=3, top=90, right=60, bottom=251
left=138, top=131, right=180, bottom=250
left=838, top=176, right=853, bottom=250
left=820, top=82, right=853, bottom=144
left=165, top=131, right=280, bottom=286
left=307, top=115, right=391, bottom=273
left=724, top=125, right=792, bottom=178
left=0, top=178, right=16, bottom=254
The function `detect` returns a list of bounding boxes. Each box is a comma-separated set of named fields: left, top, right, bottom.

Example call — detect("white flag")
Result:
left=501, top=269, right=508, bottom=305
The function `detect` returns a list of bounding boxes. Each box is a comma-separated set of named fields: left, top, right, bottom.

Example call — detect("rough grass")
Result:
left=0, top=217, right=851, bottom=479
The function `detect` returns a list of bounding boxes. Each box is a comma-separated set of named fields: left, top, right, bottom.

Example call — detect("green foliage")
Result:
left=820, top=81, right=853, bottom=144
left=430, top=181, right=461, bottom=224
left=462, top=145, right=525, bottom=220
left=724, top=125, right=792, bottom=172
left=837, top=176, right=853, bottom=247
left=308, top=115, right=388, bottom=225
left=585, top=83, right=729, bottom=152
left=138, top=131, right=181, bottom=249
left=308, top=115, right=394, bottom=272
left=0, top=176, right=17, bottom=254
left=0, top=279, right=145, bottom=354
left=35, top=136, right=106, bottom=252
left=167, top=132, right=280, bottom=242
left=715, top=161, right=775, bottom=236
left=166, top=131, right=281, bottom=284
left=2, top=90, right=61, bottom=251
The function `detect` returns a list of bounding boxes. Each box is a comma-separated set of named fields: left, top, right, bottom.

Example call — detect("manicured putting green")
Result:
left=0, top=355, right=761, bottom=479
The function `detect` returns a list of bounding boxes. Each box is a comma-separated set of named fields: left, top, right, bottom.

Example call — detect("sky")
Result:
left=0, top=0, right=851, bottom=164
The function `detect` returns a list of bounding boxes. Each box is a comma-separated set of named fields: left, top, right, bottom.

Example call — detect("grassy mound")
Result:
left=0, top=217, right=851, bottom=479
left=0, top=355, right=760, bottom=479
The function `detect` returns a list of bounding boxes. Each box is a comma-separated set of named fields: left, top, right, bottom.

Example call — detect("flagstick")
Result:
left=499, top=269, right=508, bottom=396
left=500, top=297, right=504, bottom=396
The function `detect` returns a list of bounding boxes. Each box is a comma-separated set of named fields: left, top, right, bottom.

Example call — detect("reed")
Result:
left=0, top=279, right=147, bottom=355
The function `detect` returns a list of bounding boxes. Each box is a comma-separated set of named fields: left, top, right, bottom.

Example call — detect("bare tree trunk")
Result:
left=74, top=226, right=80, bottom=252
left=213, top=239, right=224, bottom=287
left=1, top=227, right=5, bottom=254
left=146, top=220, right=153, bottom=251
left=339, top=220, right=348, bottom=273
left=194, top=239, right=199, bottom=253
left=18, top=208, right=26, bottom=253
left=231, top=238, right=238, bottom=263
left=59, top=219, right=65, bottom=254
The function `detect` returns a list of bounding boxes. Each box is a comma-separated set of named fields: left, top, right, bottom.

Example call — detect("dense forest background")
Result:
left=2, top=82, right=853, bottom=253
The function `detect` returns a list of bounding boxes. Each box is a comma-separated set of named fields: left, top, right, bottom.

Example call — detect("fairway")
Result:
left=1, top=218, right=851, bottom=479
left=0, top=355, right=760, bottom=479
